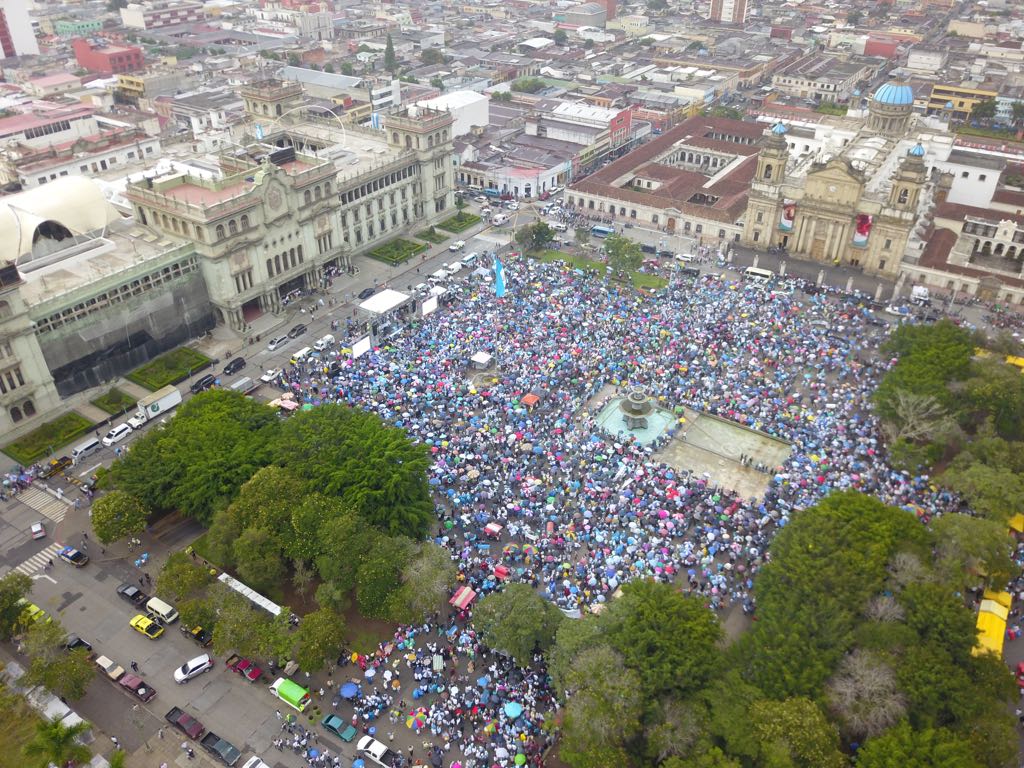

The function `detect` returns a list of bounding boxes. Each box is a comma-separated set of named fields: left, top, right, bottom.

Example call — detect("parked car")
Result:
left=64, top=634, right=92, bottom=652
left=38, top=456, right=72, bottom=479
left=448, top=240, right=466, bottom=251
left=200, top=731, right=241, bottom=766
left=30, top=522, right=45, bottom=540
left=321, top=714, right=357, bottom=742
left=117, top=583, right=149, bottom=605
left=174, top=653, right=214, bottom=684
left=226, top=654, right=263, bottom=682
left=267, top=336, right=289, bottom=352
left=181, top=624, right=213, bottom=647
left=95, top=655, right=126, bottom=682
left=260, top=369, right=282, bottom=383
left=130, top=614, right=164, bottom=639
left=223, top=357, right=246, bottom=375
left=189, top=374, right=216, bottom=395
left=120, top=673, right=157, bottom=702
left=57, top=546, right=89, bottom=567
left=165, top=706, right=205, bottom=739
left=287, top=324, right=307, bottom=339
left=101, top=423, right=132, bottom=447
left=357, top=287, right=376, bottom=300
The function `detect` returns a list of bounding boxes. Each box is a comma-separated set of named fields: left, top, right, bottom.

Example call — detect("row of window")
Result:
left=8, top=399, right=35, bottom=423
left=340, top=165, right=417, bottom=206
left=23, top=119, right=72, bottom=141
left=0, top=365, right=25, bottom=395
left=266, top=246, right=304, bottom=278
left=343, top=205, right=421, bottom=246
left=35, top=257, right=199, bottom=334
left=301, top=183, right=332, bottom=206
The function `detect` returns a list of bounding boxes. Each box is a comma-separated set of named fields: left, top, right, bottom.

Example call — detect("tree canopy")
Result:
left=603, top=234, right=644, bottom=274
left=90, top=490, right=150, bottom=544
left=474, top=584, right=565, bottom=666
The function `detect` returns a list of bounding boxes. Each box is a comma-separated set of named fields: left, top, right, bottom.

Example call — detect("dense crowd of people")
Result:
left=263, top=252, right=967, bottom=765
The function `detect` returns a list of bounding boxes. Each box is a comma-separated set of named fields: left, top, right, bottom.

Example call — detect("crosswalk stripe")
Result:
left=13, top=542, right=62, bottom=575
left=18, top=487, right=69, bottom=523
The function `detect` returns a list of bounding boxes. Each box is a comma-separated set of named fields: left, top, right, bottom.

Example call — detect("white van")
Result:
left=229, top=377, right=254, bottom=393
left=461, top=252, right=480, bottom=268
left=314, top=334, right=335, bottom=352
left=291, top=346, right=312, bottom=363
left=71, top=437, right=101, bottom=465
left=429, top=268, right=448, bottom=284
left=549, top=221, right=567, bottom=232
left=491, top=213, right=509, bottom=226
left=145, top=596, right=179, bottom=624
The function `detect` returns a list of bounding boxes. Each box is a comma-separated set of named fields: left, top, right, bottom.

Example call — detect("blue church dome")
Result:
left=872, top=82, right=914, bottom=107
left=771, top=122, right=787, bottom=135
left=908, top=143, right=926, bottom=157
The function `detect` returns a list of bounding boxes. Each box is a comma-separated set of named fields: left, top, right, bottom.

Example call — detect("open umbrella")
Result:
left=482, top=719, right=498, bottom=734
left=340, top=682, right=359, bottom=699
left=407, top=708, right=428, bottom=730
left=365, top=668, right=376, bottom=680
left=353, top=760, right=365, bottom=768
left=514, top=755, right=527, bottom=766
left=503, top=702, right=524, bottom=719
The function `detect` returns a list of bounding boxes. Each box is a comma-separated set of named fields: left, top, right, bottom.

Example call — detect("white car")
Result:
left=443, top=262, right=462, bottom=276
left=506, top=201, right=519, bottom=211
left=101, top=423, right=132, bottom=447
left=448, top=240, right=466, bottom=251
left=260, top=368, right=282, bottom=383
left=174, top=653, right=213, bottom=684
left=241, top=758, right=271, bottom=768
left=267, top=336, right=289, bottom=352
left=674, top=253, right=695, bottom=263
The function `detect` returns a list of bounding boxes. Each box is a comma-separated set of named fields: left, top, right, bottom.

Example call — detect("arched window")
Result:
left=393, top=132, right=399, bottom=144
left=304, top=190, right=312, bottom=205
left=898, top=188, right=908, bottom=204
left=266, top=258, right=274, bottom=277
left=276, top=104, right=282, bottom=116
left=228, top=220, right=238, bottom=235
left=240, top=215, right=249, bottom=230
left=325, top=182, right=331, bottom=196
left=22, top=400, right=34, bottom=417
left=9, top=406, right=21, bottom=423
left=314, top=186, right=322, bottom=201
left=428, top=135, right=434, bottom=148
left=405, top=136, right=412, bottom=149
left=763, top=164, right=773, bottom=180
left=195, top=224, right=204, bottom=241
left=215, top=224, right=225, bottom=240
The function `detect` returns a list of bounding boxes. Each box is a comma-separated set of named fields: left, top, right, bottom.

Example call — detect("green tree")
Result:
left=558, top=646, right=644, bottom=768
left=1011, top=101, right=1024, bottom=128
left=294, top=606, right=346, bottom=672
left=384, top=34, right=396, bottom=71
left=341, top=62, right=355, bottom=75
left=603, top=233, right=644, bottom=274
left=210, top=587, right=291, bottom=660
left=856, top=721, right=981, bottom=768
left=962, top=358, right=1024, bottom=440
left=315, top=507, right=377, bottom=591
left=287, top=492, right=347, bottom=562
left=647, top=0, right=669, bottom=9
left=702, top=670, right=764, bottom=763
left=355, top=535, right=414, bottom=620
left=554, top=29, right=568, bottom=45
left=574, top=227, right=591, bottom=248
left=605, top=581, right=722, bottom=699
left=156, top=551, right=212, bottom=603
left=323, top=63, right=335, bottom=73
left=233, top=527, right=286, bottom=595
left=971, top=99, right=997, bottom=121
left=431, top=76, right=445, bottom=91
left=474, top=584, right=565, bottom=666
left=23, top=717, right=92, bottom=768
left=750, top=698, right=846, bottom=768
left=584, top=39, right=594, bottom=49
left=421, top=48, right=445, bottom=65
left=515, top=222, right=556, bottom=252
left=898, top=582, right=978, bottom=664
left=847, top=9, right=863, bottom=24
left=275, top=405, right=434, bottom=537
left=510, top=77, right=546, bottom=94
left=931, top=513, right=1013, bottom=589
left=548, top=613, right=607, bottom=697
left=90, top=490, right=150, bottom=545
left=21, top=620, right=96, bottom=701
left=390, top=542, right=457, bottom=623
left=491, top=91, right=513, bottom=102
left=0, top=572, right=32, bottom=640
left=288, top=53, right=300, bottom=66
left=673, top=747, right=741, bottom=768
left=108, top=391, right=278, bottom=524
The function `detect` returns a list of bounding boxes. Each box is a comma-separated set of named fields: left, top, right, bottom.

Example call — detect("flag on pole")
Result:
left=494, top=254, right=506, bottom=298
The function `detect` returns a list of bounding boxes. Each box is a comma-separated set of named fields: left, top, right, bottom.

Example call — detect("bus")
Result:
left=590, top=225, right=615, bottom=238
left=743, top=266, right=774, bottom=284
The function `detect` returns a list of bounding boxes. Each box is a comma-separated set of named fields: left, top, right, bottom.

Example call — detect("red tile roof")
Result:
left=935, top=200, right=1024, bottom=227
left=919, top=226, right=1024, bottom=288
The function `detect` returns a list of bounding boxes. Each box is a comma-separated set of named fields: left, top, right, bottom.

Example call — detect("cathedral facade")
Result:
left=742, top=83, right=928, bottom=278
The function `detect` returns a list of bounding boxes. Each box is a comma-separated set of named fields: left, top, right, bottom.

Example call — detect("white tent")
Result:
left=358, top=289, right=410, bottom=314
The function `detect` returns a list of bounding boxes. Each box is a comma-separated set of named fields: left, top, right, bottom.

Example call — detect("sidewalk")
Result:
left=125, top=731, right=219, bottom=768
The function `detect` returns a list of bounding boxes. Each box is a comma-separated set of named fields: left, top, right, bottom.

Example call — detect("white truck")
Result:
left=357, top=736, right=402, bottom=768
left=127, top=385, right=183, bottom=429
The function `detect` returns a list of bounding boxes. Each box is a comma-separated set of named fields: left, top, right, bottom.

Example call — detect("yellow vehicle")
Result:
left=16, top=599, right=50, bottom=628
left=130, top=614, right=164, bottom=639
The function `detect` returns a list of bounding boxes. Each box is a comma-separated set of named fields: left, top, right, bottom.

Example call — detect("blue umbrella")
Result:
left=353, top=760, right=365, bottom=768
left=340, top=682, right=359, bottom=699
left=503, top=702, right=524, bottom=719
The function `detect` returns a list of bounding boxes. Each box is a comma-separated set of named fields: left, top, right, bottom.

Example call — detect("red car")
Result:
left=226, top=654, right=263, bottom=683
left=120, top=673, right=157, bottom=702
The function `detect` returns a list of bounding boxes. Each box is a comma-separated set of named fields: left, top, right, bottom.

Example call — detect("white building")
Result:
left=415, top=91, right=489, bottom=138
left=0, top=0, right=39, bottom=57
